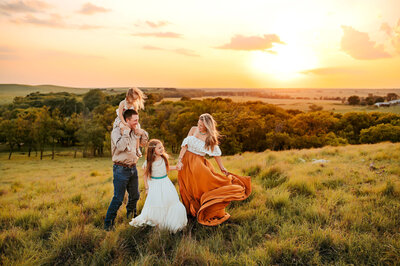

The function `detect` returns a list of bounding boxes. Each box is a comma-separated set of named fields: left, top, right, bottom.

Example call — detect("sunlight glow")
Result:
left=251, top=45, right=318, bottom=81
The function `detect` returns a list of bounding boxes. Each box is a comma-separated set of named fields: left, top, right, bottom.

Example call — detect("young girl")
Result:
left=113, top=87, right=145, bottom=156
left=129, top=139, right=187, bottom=233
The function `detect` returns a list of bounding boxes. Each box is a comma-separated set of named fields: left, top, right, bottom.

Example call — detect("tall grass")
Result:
left=1, top=143, right=400, bottom=264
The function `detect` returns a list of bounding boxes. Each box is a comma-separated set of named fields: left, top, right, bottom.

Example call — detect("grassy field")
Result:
left=2, top=84, right=400, bottom=113
left=162, top=96, right=400, bottom=113
left=1, top=143, right=399, bottom=265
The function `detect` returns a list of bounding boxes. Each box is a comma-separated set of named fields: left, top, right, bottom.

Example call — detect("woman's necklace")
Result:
left=199, top=130, right=206, bottom=135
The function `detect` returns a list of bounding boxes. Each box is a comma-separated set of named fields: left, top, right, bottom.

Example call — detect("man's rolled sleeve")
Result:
left=112, top=127, right=130, bottom=152
left=138, top=130, right=149, bottom=147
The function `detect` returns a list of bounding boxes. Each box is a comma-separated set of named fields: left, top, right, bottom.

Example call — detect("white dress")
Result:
left=129, top=159, right=187, bottom=233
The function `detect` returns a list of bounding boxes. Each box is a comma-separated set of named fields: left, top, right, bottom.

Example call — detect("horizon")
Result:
left=1, top=0, right=400, bottom=88
left=2, top=83, right=400, bottom=91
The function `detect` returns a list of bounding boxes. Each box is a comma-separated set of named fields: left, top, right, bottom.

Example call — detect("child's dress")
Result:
left=113, top=99, right=137, bottom=128
left=129, top=159, right=187, bottom=233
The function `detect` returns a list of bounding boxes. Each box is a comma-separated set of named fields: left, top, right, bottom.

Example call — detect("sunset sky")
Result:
left=0, top=0, right=400, bottom=88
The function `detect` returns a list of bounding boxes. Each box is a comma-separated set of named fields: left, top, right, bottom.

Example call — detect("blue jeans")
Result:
left=104, top=164, right=140, bottom=228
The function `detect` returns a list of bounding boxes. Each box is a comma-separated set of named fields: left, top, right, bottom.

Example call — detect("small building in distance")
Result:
left=374, top=99, right=400, bottom=107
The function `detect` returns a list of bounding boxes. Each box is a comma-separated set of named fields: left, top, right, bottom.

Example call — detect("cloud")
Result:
left=142, top=45, right=199, bottom=57
left=173, top=48, right=200, bottom=57
left=381, top=19, right=400, bottom=54
left=340, top=25, right=391, bottom=60
left=301, top=67, right=365, bottom=75
left=0, top=45, right=18, bottom=60
left=216, top=34, right=285, bottom=51
left=0, top=0, right=50, bottom=13
left=380, top=22, right=392, bottom=36
left=132, top=32, right=182, bottom=38
left=78, top=24, right=103, bottom=30
left=145, top=20, right=169, bottom=28
left=12, top=13, right=66, bottom=27
left=78, top=2, right=110, bottom=15
left=142, top=45, right=164, bottom=50
left=11, top=13, right=103, bottom=30
left=39, top=49, right=105, bottom=60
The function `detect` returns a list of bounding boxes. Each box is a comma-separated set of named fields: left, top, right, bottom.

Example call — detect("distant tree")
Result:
left=33, top=107, right=53, bottom=160
left=360, top=124, right=400, bottom=143
left=387, top=93, right=398, bottom=101
left=365, top=97, right=375, bottom=105
left=348, top=95, right=360, bottom=105
left=83, top=89, right=105, bottom=111
left=0, top=119, right=18, bottom=159
left=375, top=96, right=385, bottom=103
left=48, top=109, right=64, bottom=159
left=337, top=112, right=374, bottom=144
left=15, top=109, right=37, bottom=156
left=309, top=104, right=323, bottom=112
left=75, top=117, right=107, bottom=157
left=180, top=96, right=191, bottom=101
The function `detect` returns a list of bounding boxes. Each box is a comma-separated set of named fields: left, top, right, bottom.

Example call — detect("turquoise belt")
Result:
left=151, top=174, right=167, bottom=180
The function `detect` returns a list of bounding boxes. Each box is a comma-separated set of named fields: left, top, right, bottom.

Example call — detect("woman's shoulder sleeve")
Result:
left=181, top=136, right=190, bottom=147
left=207, top=145, right=221, bottom=156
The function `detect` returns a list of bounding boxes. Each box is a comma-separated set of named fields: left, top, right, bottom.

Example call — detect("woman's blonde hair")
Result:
left=126, top=87, right=145, bottom=111
left=199, top=113, right=220, bottom=151
left=144, top=139, right=169, bottom=179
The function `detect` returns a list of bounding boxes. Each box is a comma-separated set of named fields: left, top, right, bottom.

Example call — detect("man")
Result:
left=104, top=109, right=148, bottom=231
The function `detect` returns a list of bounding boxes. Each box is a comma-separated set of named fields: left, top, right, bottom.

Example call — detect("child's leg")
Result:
left=136, top=137, right=142, bottom=157
left=113, top=117, right=122, bottom=129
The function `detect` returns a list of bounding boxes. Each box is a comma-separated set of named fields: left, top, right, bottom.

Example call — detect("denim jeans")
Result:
left=104, top=164, right=140, bottom=228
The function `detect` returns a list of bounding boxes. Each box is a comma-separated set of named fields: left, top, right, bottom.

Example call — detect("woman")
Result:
left=176, top=113, right=251, bottom=226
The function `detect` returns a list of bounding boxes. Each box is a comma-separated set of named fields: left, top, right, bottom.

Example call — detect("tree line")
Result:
left=1, top=90, right=400, bottom=159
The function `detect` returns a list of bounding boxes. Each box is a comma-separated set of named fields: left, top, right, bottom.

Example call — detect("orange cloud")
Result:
left=381, top=19, right=400, bottom=54
left=132, top=32, right=182, bottom=38
left=142, top=45, right=199, bottom=57
left=145, top=20, right=169, bottom=28
left=12, top=13, right=66, bottom=27
left=78, top=2, right=110, bottom=15
left=301, top=67, right=364, bottom=75
left=216, top=34, right=285, bottom=51
left=341, top=25, right=391, bottom=60
left=11, top=13, right=103, bottom=29
left=0, top=0, right=50, bottom=13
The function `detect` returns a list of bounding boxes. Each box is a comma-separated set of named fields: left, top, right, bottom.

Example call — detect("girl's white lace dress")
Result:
left=129, top=159, right=187, bottom=232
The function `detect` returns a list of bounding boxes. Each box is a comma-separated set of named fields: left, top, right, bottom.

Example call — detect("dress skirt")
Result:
left=129, top=176, right=187, bottom=233
left=178, top=151, right=251, bottom=226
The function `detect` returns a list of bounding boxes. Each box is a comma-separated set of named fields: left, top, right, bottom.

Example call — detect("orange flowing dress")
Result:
left=178, top=136, right=251, bottom=226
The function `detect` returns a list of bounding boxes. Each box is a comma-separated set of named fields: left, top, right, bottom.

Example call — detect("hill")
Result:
left=0, top=84, right=92, bottom=104
left=0, top=142, right=399, bottom=264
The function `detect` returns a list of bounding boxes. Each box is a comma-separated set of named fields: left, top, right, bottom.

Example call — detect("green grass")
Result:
left=1, top=143, right=400, bottom=264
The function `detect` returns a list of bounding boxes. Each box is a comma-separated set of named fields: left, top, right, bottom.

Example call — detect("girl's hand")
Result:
left=145, top=187, right=149, bottom=195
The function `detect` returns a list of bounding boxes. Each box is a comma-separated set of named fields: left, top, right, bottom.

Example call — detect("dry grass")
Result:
left=1, top=142, right=400, bottom=264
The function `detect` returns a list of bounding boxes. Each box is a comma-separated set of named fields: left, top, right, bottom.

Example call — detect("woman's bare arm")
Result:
left=214, top=156, right=228, bottom=175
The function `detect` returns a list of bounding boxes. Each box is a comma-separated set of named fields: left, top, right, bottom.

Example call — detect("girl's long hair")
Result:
left=126, top=87, right=145, bottom=111
left=144, top=139, right=169, bottom=179
left=199, top=113, right=220, bottom=152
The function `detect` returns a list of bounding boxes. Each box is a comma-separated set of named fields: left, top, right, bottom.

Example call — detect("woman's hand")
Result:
left=176, top=161, right=183, bottom=170
left=221, top=167, right=229, bottom=176
left=145, top=186, right=149, bottom=195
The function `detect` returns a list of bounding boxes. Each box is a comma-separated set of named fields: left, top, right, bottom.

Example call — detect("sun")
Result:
left=251, top=45, right=318, bottom=81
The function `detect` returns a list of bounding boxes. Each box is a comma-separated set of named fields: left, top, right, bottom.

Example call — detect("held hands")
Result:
left=176, top=161, right=183, bottom=170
